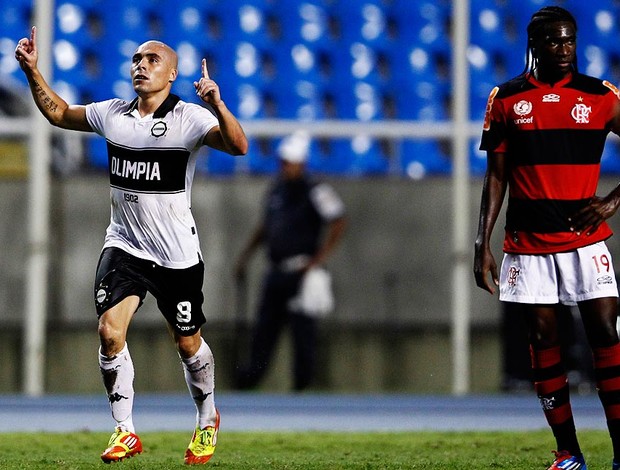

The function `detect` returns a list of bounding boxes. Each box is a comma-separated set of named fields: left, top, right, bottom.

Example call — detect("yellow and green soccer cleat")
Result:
left=100, top=427, right=143, bottom=463
left=184, top=409, right=220, bottom=465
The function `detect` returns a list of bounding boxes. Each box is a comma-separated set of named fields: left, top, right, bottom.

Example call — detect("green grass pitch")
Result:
left=0, top=430, right=613, bottom=469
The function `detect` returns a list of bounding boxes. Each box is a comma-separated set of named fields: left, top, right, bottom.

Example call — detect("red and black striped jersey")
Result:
left=480, top=72, right=620, bottom=254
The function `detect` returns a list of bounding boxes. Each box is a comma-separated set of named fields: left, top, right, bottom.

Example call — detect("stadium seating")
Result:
left=2, top=1, right=620, bottom=176
left=275, top=0, right=334, bottom=48
left=0, top=1, right=31, bottom=83
left=244, top=137, right=280, bottom=174
left=400, top=139, right=452, bottom=178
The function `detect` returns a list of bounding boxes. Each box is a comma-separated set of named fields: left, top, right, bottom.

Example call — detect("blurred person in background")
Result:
left=474, top=6, right=620, bottom=470
left=15, top=26, right=248, bottom=464
left=234, top=131, right=347, bottom=392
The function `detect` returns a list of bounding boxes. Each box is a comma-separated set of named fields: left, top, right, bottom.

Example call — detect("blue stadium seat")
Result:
left=245, top=137, right=279, bottom=174
left=275, top=0, right=333, bottom=48
left=217, top=1, right=277, bottom=50
left=580, top=45, right=611, bottom=81
left=87, top=135, right=108, bottom=169
left=269, top=43, right=330, bottom=120
left=400, top=140, right=451, bottom=178
left=469, top=138, right=488, bottom=176
left=329, top=82, right=386, bottom=121
left=390, top=0, right=451, bottom=53
left=229, top=82, right=271, bottom=120
left=600, top=140, right=620, bottom=174
left=569, top=2, right=619, bottom=51
left=468, top=45, right=503, bottom=120
left=386, top=45, right=450, bottom=120
left=273, top=43, right=328, bottom=84
left=345, top=41, right=388, bottom=84
left=200, top=149, right=238, bottom=176
left=307, top=138, right=355, bottom=175
left=208, top=42, right=273, bottom=119
left=161, top=1, right=213, bottom=45
left=215, top=41, right=272, bottom=87
left=311, top=136, right=389, bottom=176
left=470, top=1, right=518, bottom=55
left=330, top=0, right=393, bottom=51
left=0, top=1, right=31, bottom=84
left=53, top=3, right=103, bottom=103
left=272, top=79, right=327, bottom=120
left=347, top=136, right=390, bottom=175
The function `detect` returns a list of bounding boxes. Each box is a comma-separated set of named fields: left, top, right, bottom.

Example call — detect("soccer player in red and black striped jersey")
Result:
left=474, top=6, right=620, bottom=470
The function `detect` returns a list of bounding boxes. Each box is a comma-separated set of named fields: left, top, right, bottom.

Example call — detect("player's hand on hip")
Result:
left=569, top=196, right=617, bottom=236
left=194, top=58, right=221, bottom=105
left=15, top=26, right=38, bottom=72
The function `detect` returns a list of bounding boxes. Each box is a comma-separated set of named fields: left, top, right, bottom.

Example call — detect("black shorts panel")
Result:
left=94, top=247, right=206, bottom=336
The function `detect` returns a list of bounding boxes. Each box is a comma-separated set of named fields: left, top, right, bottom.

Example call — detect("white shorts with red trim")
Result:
left=499, top=241, right=618, bottom=305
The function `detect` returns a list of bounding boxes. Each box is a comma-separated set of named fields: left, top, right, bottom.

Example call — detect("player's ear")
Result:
left=169, top=68, right=178, bottom=83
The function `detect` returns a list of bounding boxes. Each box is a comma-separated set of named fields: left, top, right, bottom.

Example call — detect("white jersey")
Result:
left=86, top=95, right=219, bottom=269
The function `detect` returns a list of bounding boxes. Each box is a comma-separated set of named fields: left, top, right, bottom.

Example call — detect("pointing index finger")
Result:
left=201, top=58, right=209, bottom=79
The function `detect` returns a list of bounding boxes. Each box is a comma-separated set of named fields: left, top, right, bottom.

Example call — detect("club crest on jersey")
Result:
left=507, top=265, right=520, bottom=287
left=513, top=100, right=533, bottom=124
left=571, top=101, right=591, bottom=124
left=151, top=121, right=167, bottom=137
left=96, top=288, right=107, bottom=305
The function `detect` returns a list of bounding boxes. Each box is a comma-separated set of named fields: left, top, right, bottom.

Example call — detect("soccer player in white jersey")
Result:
left=15, top=26, right=248, bottom=464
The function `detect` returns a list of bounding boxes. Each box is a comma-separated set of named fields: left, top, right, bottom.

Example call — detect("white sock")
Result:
left=99, top=343, right=135, bottom=433
left=181, top=338, right=216, bottom=429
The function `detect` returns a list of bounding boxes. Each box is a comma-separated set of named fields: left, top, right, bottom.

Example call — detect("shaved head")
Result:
left=136, top=40, right=178, bottom=69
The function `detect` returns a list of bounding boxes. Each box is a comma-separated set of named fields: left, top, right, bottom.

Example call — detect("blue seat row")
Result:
left=2, top=0, right=620, bottom=176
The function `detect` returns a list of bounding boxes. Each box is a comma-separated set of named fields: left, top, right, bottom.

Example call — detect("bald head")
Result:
left=136, top=40, right=178, bottom=69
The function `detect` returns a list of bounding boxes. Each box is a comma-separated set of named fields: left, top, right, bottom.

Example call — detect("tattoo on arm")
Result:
left=33, top=80, right=58, bottom=113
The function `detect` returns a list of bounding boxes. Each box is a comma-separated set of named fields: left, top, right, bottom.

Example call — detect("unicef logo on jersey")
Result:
left=513, top=100, right=533, bottom=116
left=513, top=100, right=534, bottom=125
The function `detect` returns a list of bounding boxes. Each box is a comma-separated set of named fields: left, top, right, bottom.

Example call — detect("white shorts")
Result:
left=499, top=241, right=618, bottom=305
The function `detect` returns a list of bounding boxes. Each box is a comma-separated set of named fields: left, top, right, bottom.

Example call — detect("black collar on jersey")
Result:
left=124, top=94, right=181, bottom=118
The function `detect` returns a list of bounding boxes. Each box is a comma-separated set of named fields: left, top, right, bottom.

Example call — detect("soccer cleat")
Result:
left=548, top=450, right=587, bottom=470
left=100, top=427, right=143, bottom=463
left=184, top=409, right=220, bottom=465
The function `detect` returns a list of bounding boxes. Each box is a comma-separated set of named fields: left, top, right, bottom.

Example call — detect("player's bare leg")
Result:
left=99, top=296, right=143, bottom=462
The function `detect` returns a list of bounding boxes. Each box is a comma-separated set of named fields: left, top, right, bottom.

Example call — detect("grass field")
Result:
left=0, top=430, right=614, bottom=469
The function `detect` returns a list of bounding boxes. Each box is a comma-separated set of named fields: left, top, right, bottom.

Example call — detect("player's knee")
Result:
left=588, top=323, right=620, bottom=348
left=176, top=333, right=202, bottom=358
left=97, top=318, right=126, bottom=355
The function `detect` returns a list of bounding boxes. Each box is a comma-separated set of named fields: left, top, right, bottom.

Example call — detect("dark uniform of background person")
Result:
left=234, top=131, right=347, bottom=391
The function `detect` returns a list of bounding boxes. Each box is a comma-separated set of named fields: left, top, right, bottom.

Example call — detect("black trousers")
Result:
left=236, top=268, right=318, bottom=391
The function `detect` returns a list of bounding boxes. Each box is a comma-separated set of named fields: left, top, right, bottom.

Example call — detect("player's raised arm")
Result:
left=15, top=26, right=91, bottom=132
left=194, top=58, right=248, bottom=156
